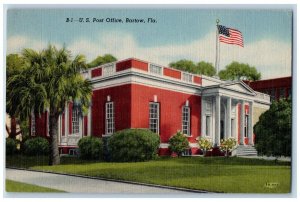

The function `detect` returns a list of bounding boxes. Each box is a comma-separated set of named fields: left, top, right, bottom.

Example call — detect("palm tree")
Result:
left=6, top=45, right=92, bottom=165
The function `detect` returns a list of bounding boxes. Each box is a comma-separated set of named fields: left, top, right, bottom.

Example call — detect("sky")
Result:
left=6, top=8, right=293, bottom=79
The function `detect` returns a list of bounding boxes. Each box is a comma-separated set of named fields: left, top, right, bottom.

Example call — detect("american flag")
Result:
left=217, top=25, right=244, bottom=47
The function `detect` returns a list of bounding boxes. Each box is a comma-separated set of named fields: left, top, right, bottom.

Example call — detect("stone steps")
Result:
left=233, top=145, right=258, bottom=156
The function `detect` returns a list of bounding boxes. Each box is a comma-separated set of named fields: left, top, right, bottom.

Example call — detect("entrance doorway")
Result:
left=220, top=120, right=224, bottom=140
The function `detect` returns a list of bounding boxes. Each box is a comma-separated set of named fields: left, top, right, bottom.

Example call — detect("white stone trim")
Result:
left=253, top=102, right=270, bottom=109
left=226, top=97, right=232, bottom=140
left=87, top=105, right=92, bottom=136
left=159, top=143, right=199, bottom=149
left=102, top=134, right=113, bottom=138
left=92, top=74, right=201, bottom=96
left=215, top=95, right=221, bottom=146
left=240, top=100, right=245, bottom=145
left=248, top=101, right=254, bottom=145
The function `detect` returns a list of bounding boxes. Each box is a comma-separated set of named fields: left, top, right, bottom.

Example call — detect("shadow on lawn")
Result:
left=6, top=155, right=290, bottom=170
left=163, top=156, right=291, bottom=166
left=6, top=155, right=103, bottom=168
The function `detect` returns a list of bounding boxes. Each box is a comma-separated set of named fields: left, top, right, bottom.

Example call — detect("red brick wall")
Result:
left=237, top=103, right=250, bottom=145
left=35, top=113, right=47, bottom=137
left=116, top=59, right=148, bottom=72
left=193, top=76, right=202, bottom=85
left=131, top=59, right=148, bottom=71
left=62, top=112, right=65, bottom=136
left=163, top=68, right=181, bottom=79
left=91, top=84, right=132, bottom=137
left=247, top=77, right=291, bottom=100
left=84, top=116, right=88, bottom=136
left=248, top=77, right=291, bottom=90
left=91, top=68, right=102, bottom=78
left=130, top=83, right=201, bottom=143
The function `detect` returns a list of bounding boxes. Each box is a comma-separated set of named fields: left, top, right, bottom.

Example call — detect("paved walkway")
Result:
left=239, top=156, right=291, bottom=162
left=6, top=168, right=203, bottom=194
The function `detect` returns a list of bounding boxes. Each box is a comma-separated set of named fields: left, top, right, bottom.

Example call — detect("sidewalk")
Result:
left=6, top=168, right=204, bottom=194
left=239, top=156, right=291, bottom=162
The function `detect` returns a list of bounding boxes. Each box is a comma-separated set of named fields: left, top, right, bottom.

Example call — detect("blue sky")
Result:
left=6, top=8, right=293, bottom=79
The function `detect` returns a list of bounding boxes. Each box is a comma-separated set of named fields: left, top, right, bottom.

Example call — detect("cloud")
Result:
left=7, top=36, right=61, bottom=54
left=7, top=32, right=291, bottom=79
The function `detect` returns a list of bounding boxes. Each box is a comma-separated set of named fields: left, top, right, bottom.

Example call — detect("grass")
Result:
left=6, top=179, right=65, bottom=193
left=6, top=155, right=291, bottom=193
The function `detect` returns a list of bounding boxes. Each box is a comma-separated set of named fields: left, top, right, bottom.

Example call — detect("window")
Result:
left=205, top=116, right=211, bottom=136
left=182, top=72, right=193, bottom=83
left=105, top=102, right=115, bottom=135
left=102, top=64, right=115, bottom=76
left=149, top=64, right=162, bottom=75
left=270, top=88, right=276, bottom=101
left=182, top=149, right=191, bottom=156
left=72, top=108, right=80, bottom=134
left=279, top=88, right=285, bottom=98
left=244, top=115, right=249, bottom=137
left=287, top=88, right=291, bottom=97
left=31, top=112, right=36, bottom=136
left=149, top=102, right=160, bottom=133
left=182, top=106, right=190, bottom=136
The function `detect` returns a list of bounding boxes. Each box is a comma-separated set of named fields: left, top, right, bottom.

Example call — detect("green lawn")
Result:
left=6, top=179, right=65, bottom=193
left=6, top=155, right=291, bottom=193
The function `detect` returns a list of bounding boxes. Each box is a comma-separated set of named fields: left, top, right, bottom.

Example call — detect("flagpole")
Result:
left=215, top=19, right=220, bottom=75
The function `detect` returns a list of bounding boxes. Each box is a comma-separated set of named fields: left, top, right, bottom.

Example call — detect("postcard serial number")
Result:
left=66, top=17, right=157, bottom=23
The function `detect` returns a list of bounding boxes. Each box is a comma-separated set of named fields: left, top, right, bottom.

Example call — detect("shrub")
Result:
left=254, top=98, right=291, bottom=157
left=168, top=131, right=189, bottom=156
left=102, top=137, right=111, bottom=161
left=198, top=137, right=212, bottom=156
left=6, top=138, right=17, bottom=155
left=78, top=136, right=103, bottom=160
left=219, top=138, right=237, bottom=157
left=24, top=137, right=49, bottom=156
left=109, top=129, right=160, bottom=162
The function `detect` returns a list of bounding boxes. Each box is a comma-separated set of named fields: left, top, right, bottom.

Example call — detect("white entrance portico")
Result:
left=201, top=81, right=268, bottom=146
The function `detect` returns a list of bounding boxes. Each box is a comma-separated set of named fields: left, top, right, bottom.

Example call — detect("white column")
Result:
left=201, top=97, right=205, bottom=137
left=240, top=100, right=245, bottom=145
left=215, top=95, right=221, bottom=146
left=226, top=97, right=232, bottom=139
left=87, top=105, right=92, bottom=136
left=248, top=102, right=254, bottom=145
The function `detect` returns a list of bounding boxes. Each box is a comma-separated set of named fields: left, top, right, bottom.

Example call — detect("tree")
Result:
left=219, top=138, right=237, bottom=157
left=218, top=61, right=261, bottom=81
left=169, top=60, right=216, bottom=76
left=169, top=59, right=196, bottom=73
left=6, top=54, right=25, bottom=139
left=88, top=54, right=117, bottom=68
left=196, top=61, right=216, bottom=77
left=6, top=45, right=92, bottom=165
left=198, top=137, right=212, bottom=156
left=7, top=54, right=24, bottom=78
left=168, top=131, right=189, bottom=156
left=254, top=98, right=291, bottom=158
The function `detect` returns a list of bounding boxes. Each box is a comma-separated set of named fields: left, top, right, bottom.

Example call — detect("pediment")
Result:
left=220, top=81, right=255, bottom=95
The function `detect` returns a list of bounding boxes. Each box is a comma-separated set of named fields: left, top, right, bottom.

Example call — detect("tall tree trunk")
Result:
left=49, top=113, right=60, bottom=165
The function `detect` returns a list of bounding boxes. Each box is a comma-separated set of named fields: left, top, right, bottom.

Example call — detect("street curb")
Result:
left=6, top=167, right=215, bottom=194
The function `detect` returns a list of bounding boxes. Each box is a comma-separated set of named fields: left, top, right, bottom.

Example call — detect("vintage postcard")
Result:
left=4, top=5, right=294, bottom=196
